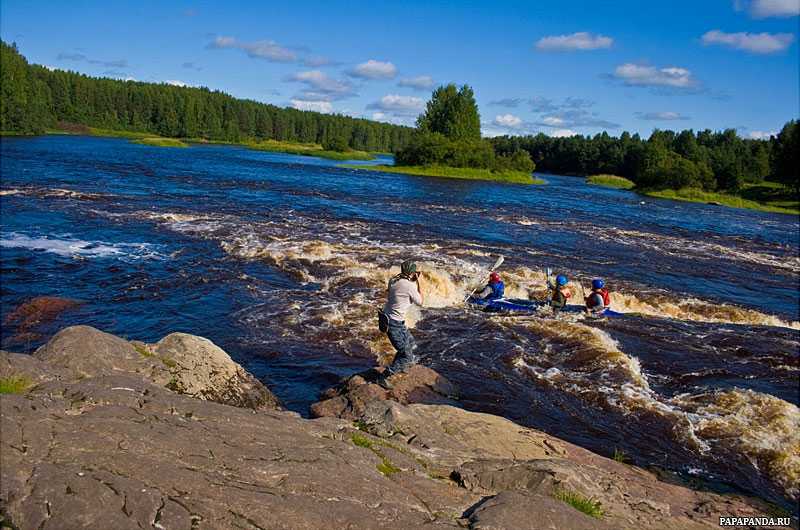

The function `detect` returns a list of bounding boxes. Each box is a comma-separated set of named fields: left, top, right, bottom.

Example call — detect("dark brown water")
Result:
left=1, top=135, right=798, bottom=511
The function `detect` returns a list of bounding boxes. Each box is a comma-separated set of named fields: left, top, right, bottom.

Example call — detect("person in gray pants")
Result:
left=379, top=260, right=424, bottom=377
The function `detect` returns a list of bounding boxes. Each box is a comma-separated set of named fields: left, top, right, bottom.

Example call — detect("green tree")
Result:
left=416, top=84, right=481, bottom=141
left=772, top=120, right=799, bottom=192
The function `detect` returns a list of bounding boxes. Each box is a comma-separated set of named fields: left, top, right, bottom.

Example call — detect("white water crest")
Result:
left=0, top=232, right=163, bottom=260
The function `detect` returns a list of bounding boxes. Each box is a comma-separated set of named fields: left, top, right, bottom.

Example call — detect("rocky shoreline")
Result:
left=0, top=326, right=784, bottom=529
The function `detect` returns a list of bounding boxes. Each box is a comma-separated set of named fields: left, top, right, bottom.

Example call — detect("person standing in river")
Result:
left=378, top=260, right=424, bottom=379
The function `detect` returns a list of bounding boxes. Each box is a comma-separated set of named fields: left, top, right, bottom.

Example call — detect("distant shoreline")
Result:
left=583, top=173, right=798, bottom=216
left=4, top=131, right=795, bottom=213
left=1, top=127, right=378, bottom=161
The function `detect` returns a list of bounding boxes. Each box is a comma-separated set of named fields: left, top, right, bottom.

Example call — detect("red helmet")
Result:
left=489, top=272, right=501, bottom=283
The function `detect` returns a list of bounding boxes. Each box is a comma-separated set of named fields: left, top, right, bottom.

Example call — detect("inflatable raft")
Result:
left=467, top=297, right=624, bottom=317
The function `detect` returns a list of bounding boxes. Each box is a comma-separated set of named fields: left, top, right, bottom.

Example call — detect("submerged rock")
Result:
left=0, top=327, right=776, bottom=529
left=2, top=296, right=80, bottom=346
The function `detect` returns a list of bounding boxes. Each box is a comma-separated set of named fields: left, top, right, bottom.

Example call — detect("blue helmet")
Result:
left=592, top=278, right=605, bottom=289
left=556, top=274, right=568, bottom=286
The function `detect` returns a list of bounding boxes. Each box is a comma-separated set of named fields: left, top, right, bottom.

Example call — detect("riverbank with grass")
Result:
left=587, top=174, right=635, bottom=189
left=132, top=137, right=188, bottom=148
left=229, top=138, right=375, bottom=161
left=643, top=183, right=799, bottom=215
left=584, top=172, right=797, bottom=215
left=341, top=164, right=541, bottom=184
left=34, top=124, right=377, bottom=160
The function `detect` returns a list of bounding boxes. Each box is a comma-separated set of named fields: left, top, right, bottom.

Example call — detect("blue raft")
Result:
left=467, top=297, right=624, bottom=317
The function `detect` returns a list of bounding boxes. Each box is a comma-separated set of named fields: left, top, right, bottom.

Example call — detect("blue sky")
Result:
left=1, top=0, right=798, bottom=138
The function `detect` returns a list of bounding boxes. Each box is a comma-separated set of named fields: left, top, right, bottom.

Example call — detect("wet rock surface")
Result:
left=1, top=327, right=778, bottom=529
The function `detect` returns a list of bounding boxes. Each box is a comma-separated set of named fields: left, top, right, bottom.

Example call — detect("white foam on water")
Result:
left=1, top=186, right=115, bottom=201
left=0, top=232, right=162, bottom=260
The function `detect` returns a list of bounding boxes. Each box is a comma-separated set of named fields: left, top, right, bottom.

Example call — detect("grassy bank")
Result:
left=643, top=183, right=798, bottom=215
left=238, top=139, right=375, bottom=161
left=341, top=164, right=541, bottom=184
left=586, top=174, right=635, bottom=189
left=46, top=125, right=375, bottom=160
left=584, top=171, right=797, bottom=215
left=132, top=137, right=188, bottom=148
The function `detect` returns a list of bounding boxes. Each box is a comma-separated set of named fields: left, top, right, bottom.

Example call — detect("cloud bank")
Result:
left=535, top=32, right=613, bottom=51
left=736, top=0, right=800, bottom=18
left=367, top=94, right=425, bottom=116
left=612, top=63, right=695, bottom=88
left=208, top=36, right=296, bottom=62
left=347, top=60, right=397, bottom=79
left=701, top=30, right=794, bottom=53
left=636, top=111, right=691, bottom=121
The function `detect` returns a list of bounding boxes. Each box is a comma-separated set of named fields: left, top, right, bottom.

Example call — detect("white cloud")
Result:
left=397, top=75, right=435, bottom=90
left=290, top=99, right=333, bottom=113
left=612, top=63, right=695, bottom=88
left=743, top=0, right=800, bottom=18
left=701, top=30, right=793, bottom=53
left=636, top=111, right=691, bottom=120
left=550, top=129, right=578, bottom=137
left=286, top=70, right=355, bottom=100
left=493, top=114, right=523, bottom=128
left=366, top=94, right=425, bottom=115
left=208, top=36, right=297, bottom=62
left=535, top=32, right=613, bottom=51
left=371, top=112, right=413, bottom=125
left=537, top=109, right=619, bottom=129
left=542, top=116, right=565, bottom=126
left=348, top=59, right=397, bottom=79
left=165, top=79, right=189, bottom=87
left=748, top=130, right=778, bottom=139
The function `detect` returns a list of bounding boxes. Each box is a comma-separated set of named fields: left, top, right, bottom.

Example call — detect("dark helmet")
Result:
left=401, top=260, right=417, bottom=275
left=489, top=271, right=501, bottom=283
left=556, top=274, right=568, bottom=286
left=592, top=278, right=605, bottom=289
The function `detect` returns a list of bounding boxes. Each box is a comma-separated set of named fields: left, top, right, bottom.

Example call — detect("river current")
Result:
left=1, top=135, right=798, bottom=511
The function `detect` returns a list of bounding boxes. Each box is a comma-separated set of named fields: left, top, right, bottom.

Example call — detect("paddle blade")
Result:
left=491, top=256, right=504, bottom=271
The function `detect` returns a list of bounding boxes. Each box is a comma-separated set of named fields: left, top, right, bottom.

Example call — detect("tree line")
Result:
left=0, top=41, right=413, bottom=152
left=490, top=123, right=798, bottom=192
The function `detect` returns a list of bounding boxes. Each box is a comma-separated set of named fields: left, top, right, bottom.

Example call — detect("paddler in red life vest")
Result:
left=585, top=278, right=611, bottom=314
left=548, top=274, right=572, bottom=312
left=474, top=272, right=505, bottom=300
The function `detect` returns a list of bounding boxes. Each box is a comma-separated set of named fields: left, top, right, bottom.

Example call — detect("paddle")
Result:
left=464, top=255, right=504, bottom=302
left=544, top=267, right=553, bottom=301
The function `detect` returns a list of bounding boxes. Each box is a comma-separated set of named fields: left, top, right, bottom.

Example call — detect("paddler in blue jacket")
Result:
left=548, top=274, right=572, bottom=312
left=473, top=272, right=505, bottom=300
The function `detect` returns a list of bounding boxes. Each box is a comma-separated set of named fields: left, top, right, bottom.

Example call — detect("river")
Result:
left=1, top=135, right=798, bottom=512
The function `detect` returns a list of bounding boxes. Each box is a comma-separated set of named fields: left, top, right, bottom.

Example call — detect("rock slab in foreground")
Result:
left=0, top=326, right=776, bottom=529
left=310, top=366, right=778, bottom=530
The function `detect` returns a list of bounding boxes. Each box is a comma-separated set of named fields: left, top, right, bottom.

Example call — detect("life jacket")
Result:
left=587, top=288, right=610, bottom=308
left=550, top=287, right=569, bottom=309
left=489, top=280, right=504, bottom=300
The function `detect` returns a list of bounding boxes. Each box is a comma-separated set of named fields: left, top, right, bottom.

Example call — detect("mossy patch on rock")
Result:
left=0, top=374, right=32, bottom=394
left=554, top=488, right=604, bottom=519
left=376, top=457, right=401, bottom=476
